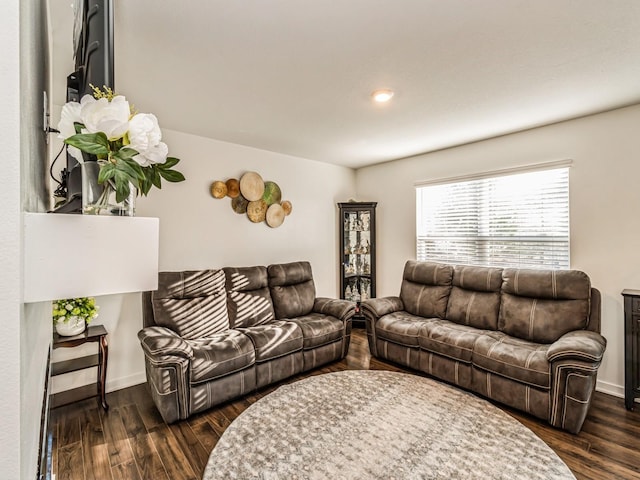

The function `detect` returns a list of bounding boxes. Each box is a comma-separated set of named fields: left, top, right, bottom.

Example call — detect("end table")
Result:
left=51, top=324, right=109, bottom=410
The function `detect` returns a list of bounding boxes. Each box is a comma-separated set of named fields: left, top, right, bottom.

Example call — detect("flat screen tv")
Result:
left=55, top=0, right=114, bottom=213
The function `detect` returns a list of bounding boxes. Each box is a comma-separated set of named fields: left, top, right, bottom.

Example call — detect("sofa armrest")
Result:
left=548, top=331, right=606, bottom=433
left=360, top=297, right=404, bottom=358
left=313, top=297, right=356, bottom=322
left=360, top=296, right=404, bottom=321
left=138, top=326, right=194, bottom=360
left=547, top=330, right=607, bottom=363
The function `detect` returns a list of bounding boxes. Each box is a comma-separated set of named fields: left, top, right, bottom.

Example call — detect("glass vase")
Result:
left=82, top=162, right=136, bottom=216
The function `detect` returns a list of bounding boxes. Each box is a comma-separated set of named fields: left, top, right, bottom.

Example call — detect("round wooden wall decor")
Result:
left=262, top=181, right=282, bottom=206
left=210, top=181, right=227, bottom=199
left=225, top=178, right=240, bottom=198
left=281, top=200, right=292, bottom=216
left=247, top=199, right=268, bottom=223
left=240, top=172, right=265, bottom=201
left=231, top=194, right=249, bottom=214
left=210, top=172, right=292, bottom=228
left=266, top=203, right=285, bottom=228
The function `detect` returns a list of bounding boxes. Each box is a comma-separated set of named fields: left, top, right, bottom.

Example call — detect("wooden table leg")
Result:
left=98, top=334, right=109, bottom=410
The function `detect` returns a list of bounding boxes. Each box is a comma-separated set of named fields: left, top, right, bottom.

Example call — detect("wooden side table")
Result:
left=51, top=324, right=109, bottom=410
left=622, top=289, right=640, bottom=410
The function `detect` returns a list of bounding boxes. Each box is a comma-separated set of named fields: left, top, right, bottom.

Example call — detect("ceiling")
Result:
left=50, top=0, right=640, bottom=169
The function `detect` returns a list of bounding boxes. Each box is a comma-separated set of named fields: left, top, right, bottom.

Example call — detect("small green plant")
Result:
left=52, top=297, right=100, bottom=325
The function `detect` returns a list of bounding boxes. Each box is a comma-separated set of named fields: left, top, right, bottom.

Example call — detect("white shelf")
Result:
left=23, top=213, right=159, bottom=303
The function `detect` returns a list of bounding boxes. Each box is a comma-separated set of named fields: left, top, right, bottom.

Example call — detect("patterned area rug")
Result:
left=203, top=370, right=575, bottom=480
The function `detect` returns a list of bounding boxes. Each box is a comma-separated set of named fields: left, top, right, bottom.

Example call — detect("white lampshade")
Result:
left=23, top=213, right=159, bottom=303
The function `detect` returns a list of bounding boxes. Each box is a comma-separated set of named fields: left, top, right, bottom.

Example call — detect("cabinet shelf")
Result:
left=51, top=354, right=99, bottom=376
left=338, top=202, right=377, bottom=322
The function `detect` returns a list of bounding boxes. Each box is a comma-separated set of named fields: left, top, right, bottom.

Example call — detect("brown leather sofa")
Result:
left=361, top=260, right=606, bottom=433
left=138, top=261, right=355, bottom=423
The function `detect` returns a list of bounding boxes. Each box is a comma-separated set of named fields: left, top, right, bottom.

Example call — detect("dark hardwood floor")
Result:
left=50, top=327, right=640, bottom=480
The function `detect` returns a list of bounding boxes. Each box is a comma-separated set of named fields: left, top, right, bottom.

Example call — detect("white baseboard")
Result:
left=596, top=379, right=624, bottom=398
left=595, top=379, right=640, bottom=404
left=105, top=371, right=147, bottom=393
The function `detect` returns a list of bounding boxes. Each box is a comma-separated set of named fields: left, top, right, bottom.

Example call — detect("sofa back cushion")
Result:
left=446, top=265, right=503, bottom=330
left=223, top=266, right=276, bottom=328
left=268, top=261, right=316, bottom=319
left=499, top=268, right=591, bottom=343
left=399, top=261, right=453, bottom=318
left=152, top=269, right=230, bottom=339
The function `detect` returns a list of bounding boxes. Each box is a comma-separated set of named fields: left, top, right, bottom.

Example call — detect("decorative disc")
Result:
left=266, top=203, right=285, bottom=228
left=281, top=200, right=293, bottom=216
left=239, top=171, right=265, bottom=201
left=247, top=199, right=268, bottom=223
left=262, top=181, right=282, bottom=206
left=210, top=181, right=227, bottom=199
left=225, top=178, right=240, bottom=198
left=231, top=194, right=249, bottom=214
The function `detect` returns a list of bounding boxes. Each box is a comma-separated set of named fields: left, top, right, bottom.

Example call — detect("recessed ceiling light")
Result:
left=372, top=89, right=394, bottom=103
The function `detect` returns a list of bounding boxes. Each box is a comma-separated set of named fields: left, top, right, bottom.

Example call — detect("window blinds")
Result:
left=416, top=166, right=569, bottom=269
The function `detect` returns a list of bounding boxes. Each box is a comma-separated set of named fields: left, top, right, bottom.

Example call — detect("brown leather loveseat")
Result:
left=138, top=261, right=355, bottom=423
left=361, top=260, right=606, bottom=433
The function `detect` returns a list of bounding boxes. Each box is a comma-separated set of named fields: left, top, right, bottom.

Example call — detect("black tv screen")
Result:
left=56, top=0, right=114, bottom=213
left=68, top=0, right=114, bottom=101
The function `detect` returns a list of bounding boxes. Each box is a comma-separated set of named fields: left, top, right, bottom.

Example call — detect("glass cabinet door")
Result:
left=338, top=202, right=377, bottom=320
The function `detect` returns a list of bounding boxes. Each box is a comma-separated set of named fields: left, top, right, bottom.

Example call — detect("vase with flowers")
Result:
left=58, top=85, right=185, bottom=215
left=52, top=297, right=100, bottom=336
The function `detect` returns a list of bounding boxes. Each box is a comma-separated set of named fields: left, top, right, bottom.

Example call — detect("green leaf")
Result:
left=74, top=122, right=84, bottom=134
left=115, top=181, right=131, bottom=203
left=120, top=158, right=145, bottom=181
left=97, top=163, right=116, bottom=184
left=114, top=147, right=139, bottom=161
left=64, top=133, right=109, bottom=156
left=94, top=132, right=109, bottom=149
left=139, top=170, right=153, bottom=196
left=160, top=157, right=180, bottom=169
left=152, top=167, right=162, bottom=189
left=159, top=168, right=186, bottom=183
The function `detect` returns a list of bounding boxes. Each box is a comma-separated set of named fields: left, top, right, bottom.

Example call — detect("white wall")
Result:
left=138, top=129, right=356, bottom=295
left=0, top=1, right=23, bottom=477
left=52, top=129, right=356, bottom=394
left=356, top=104, right=640, bottom=396
left=1, top=0, right=53, bottom=478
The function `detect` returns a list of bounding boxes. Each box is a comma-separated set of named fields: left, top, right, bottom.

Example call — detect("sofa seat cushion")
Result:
left=418, top=320, right=486, bottom=363
left=188, top=330, right=255, bottom=384
left=376, top=312, right=436, bottom=347
left=288, top=313, right=344, bottom=349
left=472, top=333, right=551, bottom=389
left=239, top=320, right=303, bottom=362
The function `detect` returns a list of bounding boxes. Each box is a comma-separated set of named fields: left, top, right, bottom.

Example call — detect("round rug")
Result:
left=203, top=371, right=575, bottom=480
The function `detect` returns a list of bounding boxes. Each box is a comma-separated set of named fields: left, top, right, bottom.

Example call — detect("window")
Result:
left=416, top=165, right=570, bottom=269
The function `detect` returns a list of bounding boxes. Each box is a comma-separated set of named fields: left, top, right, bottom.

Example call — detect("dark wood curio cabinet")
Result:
left=622, top=289, right=640, bottom=410
left=338, top=202, right=376, bottom=321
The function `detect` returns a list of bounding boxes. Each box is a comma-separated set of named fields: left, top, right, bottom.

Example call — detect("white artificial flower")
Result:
left=128, top=113, right=168, bottom=166
left=65, top=304, right=73, bottom=311
left=57, top=101, right=85, bottom=162
left=58, top=101, right=82, bottom=139
left=80, top=94, right=130, bottom=140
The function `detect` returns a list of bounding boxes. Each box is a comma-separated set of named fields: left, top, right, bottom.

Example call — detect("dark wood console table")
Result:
left=51, top=324, right=109, bottom=410
left=622, top=289, right=640, bottom=410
